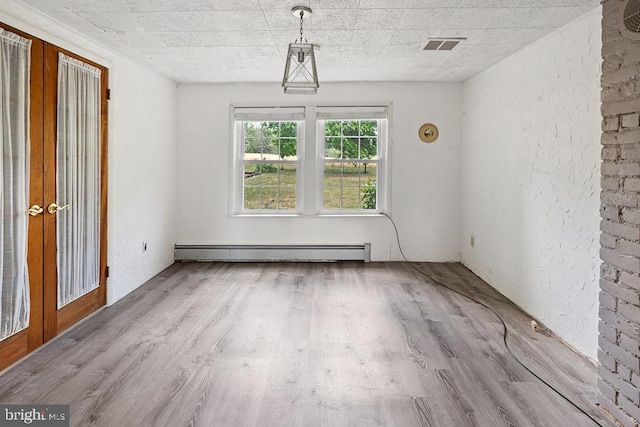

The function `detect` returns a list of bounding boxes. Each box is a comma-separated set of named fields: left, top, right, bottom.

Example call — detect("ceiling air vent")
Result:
left=423, top=38, right=466, bottom=51
left=622, top=0, right=640, bottom=40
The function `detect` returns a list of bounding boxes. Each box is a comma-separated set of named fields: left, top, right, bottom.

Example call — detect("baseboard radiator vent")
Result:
left=175, top=244, right=371, bottom=263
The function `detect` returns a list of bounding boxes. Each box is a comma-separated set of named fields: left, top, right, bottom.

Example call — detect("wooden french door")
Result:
left=0, top=23, right=45, bottom=371
left=42, top=43, right=108, bottom=341
left=0, top=23, right=108, bottom=370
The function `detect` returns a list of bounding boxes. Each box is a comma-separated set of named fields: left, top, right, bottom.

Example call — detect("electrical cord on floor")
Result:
left=381, top=213, right=603, bottom=427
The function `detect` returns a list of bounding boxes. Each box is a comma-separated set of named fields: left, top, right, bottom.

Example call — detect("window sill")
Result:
left=229, top=212, right=387, bottom=218
left=231, top=212, right=301, bottom=218
left=315, top=212, right=387, bottom=217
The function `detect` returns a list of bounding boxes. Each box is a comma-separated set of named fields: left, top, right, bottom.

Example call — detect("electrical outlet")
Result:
left=143, top=242, right=148, bottom=252
left=470, top=235, right=475, bottom=248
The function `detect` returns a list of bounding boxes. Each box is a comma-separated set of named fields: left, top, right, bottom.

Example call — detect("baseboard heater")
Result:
left=174, top=244, right=371, bottom=263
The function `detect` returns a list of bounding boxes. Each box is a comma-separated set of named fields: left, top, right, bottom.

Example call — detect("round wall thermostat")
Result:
left=419, top=123, right=439, bottom=143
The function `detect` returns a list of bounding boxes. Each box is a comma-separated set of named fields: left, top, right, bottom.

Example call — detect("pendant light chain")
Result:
left=299, top=10, right=305, bottom=43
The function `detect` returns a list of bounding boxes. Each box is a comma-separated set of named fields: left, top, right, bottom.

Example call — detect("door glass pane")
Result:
left=0, top=30, right=31, bottom=340
left=56, top=53, right=101, bottom=309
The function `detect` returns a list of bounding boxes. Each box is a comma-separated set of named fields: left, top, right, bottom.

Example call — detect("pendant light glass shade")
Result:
left=282, top=6, right=319, bottom=94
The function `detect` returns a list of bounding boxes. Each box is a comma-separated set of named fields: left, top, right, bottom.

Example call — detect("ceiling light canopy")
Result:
left=282, top=6, right=319, bottom=94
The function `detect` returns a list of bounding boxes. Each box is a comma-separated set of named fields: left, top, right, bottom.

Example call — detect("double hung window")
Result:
left=234, top=107, right=303, bottom=212
left=232, top=106, right=387, bottom=215
left=317, top=107, right=386, bottom=212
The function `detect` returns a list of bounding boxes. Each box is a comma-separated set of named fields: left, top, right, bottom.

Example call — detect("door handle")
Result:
left=47, top=203, right=70, bottom=214
left=27, top=205, right=44, bottom=216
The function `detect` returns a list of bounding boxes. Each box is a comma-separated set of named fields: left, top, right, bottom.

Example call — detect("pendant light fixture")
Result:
left=282, top=6, right=319, bottom=94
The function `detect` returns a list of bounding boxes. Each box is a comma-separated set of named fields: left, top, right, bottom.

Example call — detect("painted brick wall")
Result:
left=599, top=1, right=640, bottom=425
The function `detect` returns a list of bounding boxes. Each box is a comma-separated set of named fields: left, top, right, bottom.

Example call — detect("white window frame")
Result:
left=231, top=107, right=305, bottom=215
left=316, top=106, right=388, bottom=214
left=230, top=105, right=390, bottom=217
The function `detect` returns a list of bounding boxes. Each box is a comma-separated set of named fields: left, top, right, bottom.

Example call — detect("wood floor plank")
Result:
left=0, top=262, right=614, bottom=427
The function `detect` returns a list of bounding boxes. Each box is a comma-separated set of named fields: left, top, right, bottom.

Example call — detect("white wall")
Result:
left=460, top=8, right=602, bottom=359
left=178, top=83, right=462, bottom=261
left=1, top=1, right=179, bottom=305
left=106, top=59, right=178, bottom=303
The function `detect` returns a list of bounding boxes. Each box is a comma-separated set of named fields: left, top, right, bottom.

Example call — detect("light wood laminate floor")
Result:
left=0, top=262, right=613, bottom=426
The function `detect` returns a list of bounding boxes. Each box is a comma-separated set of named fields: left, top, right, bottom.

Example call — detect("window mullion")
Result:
left=302, top=106, right=316, bottom=215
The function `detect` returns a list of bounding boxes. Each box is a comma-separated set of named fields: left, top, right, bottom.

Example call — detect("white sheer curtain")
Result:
left=0, top=30, right=31, bottom=340
left=57, top=53, right=101, bottom=308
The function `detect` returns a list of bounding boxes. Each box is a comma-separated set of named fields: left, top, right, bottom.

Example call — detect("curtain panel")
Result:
left=56, top=53, right=101, bottom=309
left=0, top=30, right=31, bottom=340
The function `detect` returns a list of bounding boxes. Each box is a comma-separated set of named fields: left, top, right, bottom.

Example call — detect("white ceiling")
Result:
left=17, top=0, right=600, bottom=83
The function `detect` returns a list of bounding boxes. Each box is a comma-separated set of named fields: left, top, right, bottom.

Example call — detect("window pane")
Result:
left=324, top=163, right=342, bottom=187
left=244, top=121, right=299, bottom=161
left=323, top=162, right=377, bottom=210
left=361, top=162, right=377, bottom=177
left=323, top=163, right=343, bottom=209
left=255, top=121, right=296, bottom=160
left=342, top=121, right=358, bottom=136
left=323, top=163, right=359, bottom=209
left=243, top=163, right=296, bottom=211
left=244, top=164, right=263, bottom=209
left=244, top=136, right=262, bottom=160
left=325, top=136, right=342, bottom=158
left=244, top=163, right=258, bottom=175
left=342, top=137, right=359, bottom=159
left=323, top=187, right=340, bottom=209
left=360, top=120, right=378, bottom=136
left=280, top=122, right=297, bottom=138
left=360, top=137, right=377, bottom=159
left=360, top=162, right=377, bottom=209
left=279, top=137, right=297, bottom=159
left=341, top=187, right=360, bottom=209
left=243, top=183, right=262, bottom=210
left=244, top=122, right=269, bottom=158
left=324, top=120, right=343, bottom=137
left=323, top=120, right=379, bottom=160
left=261, top=187, right=278, bottom=209
left=361, top=176, right=377, bottom=210
left=278, top=187, right=296, bottom=210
